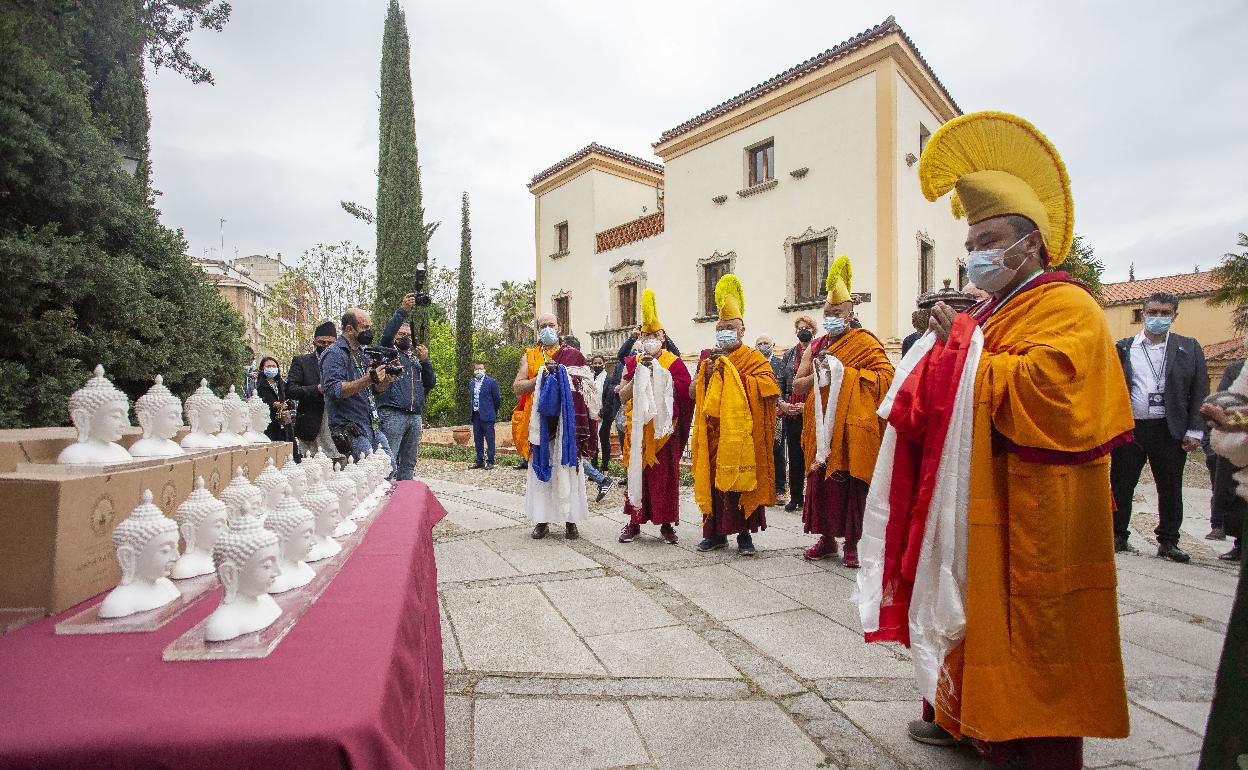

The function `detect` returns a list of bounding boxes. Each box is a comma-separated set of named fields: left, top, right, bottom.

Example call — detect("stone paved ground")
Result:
left=421, top=460, right=1237, bottom=770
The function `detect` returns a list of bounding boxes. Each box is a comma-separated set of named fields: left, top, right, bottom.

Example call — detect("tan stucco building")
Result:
left=529, top=17, right=967, bottom=359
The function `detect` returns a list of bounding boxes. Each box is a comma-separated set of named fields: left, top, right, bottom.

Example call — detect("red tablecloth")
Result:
left=0, top=480, right=447, bottom=770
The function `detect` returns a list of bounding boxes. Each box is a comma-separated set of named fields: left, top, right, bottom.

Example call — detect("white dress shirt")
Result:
left=1128, top=331, right=1201, bottom=439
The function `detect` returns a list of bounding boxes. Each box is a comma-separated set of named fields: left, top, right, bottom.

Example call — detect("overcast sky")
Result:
left=148, top=0, right=1248, bottom=287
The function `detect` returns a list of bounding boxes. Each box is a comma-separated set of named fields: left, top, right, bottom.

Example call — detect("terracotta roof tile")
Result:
left=1101, top=270, right=1221, bottom=306
left=655, top=16, right=959, bottom=145
left=596, top=211, right=664, bottom=253
left=1204, top=337, right=1246, bottom=362
left=530, top=143, right=664, bottom=188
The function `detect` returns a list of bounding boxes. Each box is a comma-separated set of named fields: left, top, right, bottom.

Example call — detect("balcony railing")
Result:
left=589, top=326, right=633, bottom=358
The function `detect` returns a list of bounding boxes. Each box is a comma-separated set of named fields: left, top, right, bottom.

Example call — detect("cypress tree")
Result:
left=454, top=192, right=474, bottom=423
left=375, top=0, right=428, bottom=331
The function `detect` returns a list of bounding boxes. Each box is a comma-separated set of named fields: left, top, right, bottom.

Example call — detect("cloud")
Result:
left=147, top=0, right=1248, bottom=290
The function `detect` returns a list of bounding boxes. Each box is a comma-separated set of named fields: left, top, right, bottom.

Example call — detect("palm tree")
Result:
left=1209, top=233, right=1248, bottom=332
left=492, top=280, right=536, bottom=344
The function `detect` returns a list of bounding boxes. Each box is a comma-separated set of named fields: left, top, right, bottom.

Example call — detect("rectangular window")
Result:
left=919, top=123, right=931, bottom=154
left=618, top=282, right=637, bottom=328
left=1132, top=308, right=1144, bottom=324
left=554, top=296, right=570, bottom=333
left=555, top=222, right=569, bottom=253
left=703, top=260, right=730, bottom=316
left=748, top=141, right=775, bottom=187
left=920, top=240, right=935, bottom=294
left=793, top=240, right=830, bottom=303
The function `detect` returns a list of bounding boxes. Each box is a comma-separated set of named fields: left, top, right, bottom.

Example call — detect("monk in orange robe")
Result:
left=792, top=255, right=893, bottom=567
left=873, top=112, right=1133, bottom=769
left=690, top=274, right=780, bottom=556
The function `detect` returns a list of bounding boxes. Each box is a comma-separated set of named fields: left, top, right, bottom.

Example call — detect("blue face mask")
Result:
left=716, top=329, right=739, bottom=349
left=966, top=233, right=1031, bottom=293
left=474, top=369, right=485, bottom=379
left=823, top=316, right=846, bottom=336
left=263, top=367, right=279, bottom=379
left=538, top=327, right=559, bottom=346
left=1144, top=316, right=1173, bottom=335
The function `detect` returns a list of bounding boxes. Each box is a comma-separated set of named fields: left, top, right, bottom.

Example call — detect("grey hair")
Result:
left=1143, top=292, right=1180, bottom=312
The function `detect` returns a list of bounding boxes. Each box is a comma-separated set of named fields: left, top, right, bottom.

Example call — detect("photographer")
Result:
left=377, top=293, right=436, bottom=480
left=320, top=306, right=399, bottom=462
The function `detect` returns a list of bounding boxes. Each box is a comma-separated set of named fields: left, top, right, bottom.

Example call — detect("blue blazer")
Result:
left=472, top=375, right=502, bottom=422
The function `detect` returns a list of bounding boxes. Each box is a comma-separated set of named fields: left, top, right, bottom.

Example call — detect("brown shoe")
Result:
left=531, top=523, right=548, bottom=539
left=618, top=523, right=640, bottom=543
left=565, top=523, right=579, bottom=540
left=660, top=523, right=679, bottom=545
left=1206, top=527, right=1226, bottom=540
left=907, top=719, right=956, bottom=747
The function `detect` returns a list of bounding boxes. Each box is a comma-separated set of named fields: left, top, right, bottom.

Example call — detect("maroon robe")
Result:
left=621, top=354, right=693, bottom=526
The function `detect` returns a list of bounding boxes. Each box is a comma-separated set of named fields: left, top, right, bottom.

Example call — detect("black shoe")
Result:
left=595, top=479, right=611, bottom=503
left=517, top=460, right=528, bottom=471
left=696, top=536, right=729, bottom=552
left=737, top=532, right=756, bottom=556
left=1157, top=543, right=1191, bottom=563
left=1219, top=546, right=1241, bottom=562
left=531, top=523, right=548, bottom=539
left=565, top=523, right=579, bottom=540
left=1114, top=536, right=1137, bottom=553
left=484, top=463, right=495, bottom=470
left=617, top=477, right=627, bottom=487
left=784, top=499, right=802, bottom=513
left=1206, top=527, right=1226, bottom=540
left=470, top=462, right=484, bottom=469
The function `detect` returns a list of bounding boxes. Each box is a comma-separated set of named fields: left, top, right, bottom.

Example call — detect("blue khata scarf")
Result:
left=532, top=364, right=579, bottom=482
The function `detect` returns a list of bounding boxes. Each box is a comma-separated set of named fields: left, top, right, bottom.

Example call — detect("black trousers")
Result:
left=774, top=431, right=787, bottom=494
left=1111, top=419, right=1187, bottom=546
left=784, top=415, right=806, bottom=502
left=597, top=418, right=613, bottom=472
left=1210, top=453, right=1246, bottom=547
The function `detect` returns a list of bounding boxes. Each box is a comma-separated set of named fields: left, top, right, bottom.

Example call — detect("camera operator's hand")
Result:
left=414, top=344, right=429, bottom=361
left=401, top=293, right=417, bottom=312
left=630, top=327, right=641, bottom=340
left=373, top=364, right=398, bottom=385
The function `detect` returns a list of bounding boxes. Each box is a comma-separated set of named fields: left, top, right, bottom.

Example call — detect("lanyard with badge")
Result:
left=1139, top=337, right=1167, bottom=418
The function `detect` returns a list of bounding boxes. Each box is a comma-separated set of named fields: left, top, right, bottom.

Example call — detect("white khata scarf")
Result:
left=626, top=359, right=674, bottom=505
left=810, top=353, right=846, bottom=467
left=565, top=365, right=602, bottom=420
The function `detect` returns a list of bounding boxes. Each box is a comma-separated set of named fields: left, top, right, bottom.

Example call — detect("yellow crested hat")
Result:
left=919, top=111, right=1073, bottom=265
left=826, top=256, right=852, bottom=305
left=640, top=288, right=662, bottom=334
left=715, top=274, right=744, bottom=322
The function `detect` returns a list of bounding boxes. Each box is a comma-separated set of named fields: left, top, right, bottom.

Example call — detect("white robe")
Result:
left=524, top=366, right=590, bottom=524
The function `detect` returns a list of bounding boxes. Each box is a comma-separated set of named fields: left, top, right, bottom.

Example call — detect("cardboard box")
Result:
left=191, top=449, right=237, bottom=498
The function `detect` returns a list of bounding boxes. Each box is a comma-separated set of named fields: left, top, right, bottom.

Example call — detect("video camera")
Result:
left=411, top=265, right=433, bottom=308
left=362, top=346, right=405, bottom=378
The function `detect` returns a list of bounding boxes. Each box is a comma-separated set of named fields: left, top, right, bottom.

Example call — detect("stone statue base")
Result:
left=171, top=549, right=214, bottom=580
left=242, top=431, right=271, bottom=444
left=97, top=577, right=181, bottom=619
left=57, top=440, right=132, bottom=465
left=332, top=518, right=358, bottom=538
left=181, top=432, right=222, bottom=450
left=306, top=536, right=341, bottom=562
left=129, top=437, right=186, bottom=459
left=203, top=594, right=282, bottom=642
left=214, top=432, right=247, bottom=447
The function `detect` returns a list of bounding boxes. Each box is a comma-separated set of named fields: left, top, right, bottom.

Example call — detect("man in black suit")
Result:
left=286, top=321, right=338, bottom=459
left=1110, top=292, right=1208, bottom=561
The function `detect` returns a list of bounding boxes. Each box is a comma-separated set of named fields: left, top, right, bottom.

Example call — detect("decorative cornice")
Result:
left=609, top=258, right=645, bottom=273
left=529, top=143, right=664, bottom=197
left=737, top=179, right=779, bottom=198
left=596, top=211, right=665, bottom=253
left=712, top=195, right=728, bottom=205
left=789, top=167, right=810, bottom=179
left=549, top=249, right=570, bottom=260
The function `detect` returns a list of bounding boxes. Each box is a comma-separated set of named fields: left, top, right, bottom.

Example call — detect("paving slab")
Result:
left=837, top=700, right=984, bottom=770
left=443, top=584, right=605, bottom=675
left=439, top=498, right=520, bottom=532
left=1121, top=641, right=1211, bottom=679
left=540, top=576, right=678, bottom=637
left=1138, top=700, right=1212, bottom=734
left=453, top=487, right=527, bottom=513
left=440, top=601, right=462, bottom=671
left=1119, top=612, right=1227, bottom=671
left=654, top=563, right=801, bottom=621
left=1133, top=753, right=1203, bottom=769
left=473, top=697, right=648, bottom=770
left=1116, top=555, right=1240, bottom=599
left=586, top=625, right=741, bottom=679
left=1084, top=704, right=1205, bottom=768
left=576, top=516, right=695, bottom=566
left=629, top=699, right=826, bottom=769
left=445, top=694, right=472, bottom=770
left=728, top=554, right=823, bottom=581
left=435, top=538, right=520, bottom=584
left=1116, top=569, right=1233, bottom=623
left=763, top=570, right=863, bottom=631
left=495, top=542, right=601, bottom=576
left=728, top=609, right=913, bottom=679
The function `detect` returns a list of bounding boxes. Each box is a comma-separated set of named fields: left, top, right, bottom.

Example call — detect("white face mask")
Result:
left=641, top=339, right=661, bottom=355
left=823, top=316, right=846, bottom=336
left=966, top=233, right=1031, bottom=293
left=716, top=329, right=739, bottom=349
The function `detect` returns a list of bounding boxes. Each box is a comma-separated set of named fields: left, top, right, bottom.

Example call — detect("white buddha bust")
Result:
left=312, top=452, right=334, bottom=484
left=215, top=385, right=249, bottom=447
left=129, top=374, right=186, bottom=459
left=325, top=474, right=359, bottom=537
left=204, top=507, right=282, bottom=642
left=219, top=466, right=264, bottom=522
left=254, top=458, right=288, bottom=516
left=58, top=365, right=133, bottom=465
left=280, top=458, right=309, bottom=503
left=340, top=457, right=370, bottom=513
left=304, top=481, right=343, bottom=561
left=263, top=489, right=316, bottom=593
left=171, top=477, right=229, bottom=579
left=242, top=393, right=272, bottom=444
left=181, top=379, right=224, bottom=449
left=98, top=490, right=182, bottom=618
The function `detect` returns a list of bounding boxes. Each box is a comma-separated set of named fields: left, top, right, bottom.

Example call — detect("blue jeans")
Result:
left=472, top=413, right=496, bottom=465
left=582, top=457, right=607, bottom=484
left=378, top=408, right=422, bottom=480
left=348, top=424, right=390, bottom=465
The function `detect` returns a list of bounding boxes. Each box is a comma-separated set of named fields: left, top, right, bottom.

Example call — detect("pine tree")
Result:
left=454, top=193, right=474, bottom=423
left=375, top=0, right=431, bottom=332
